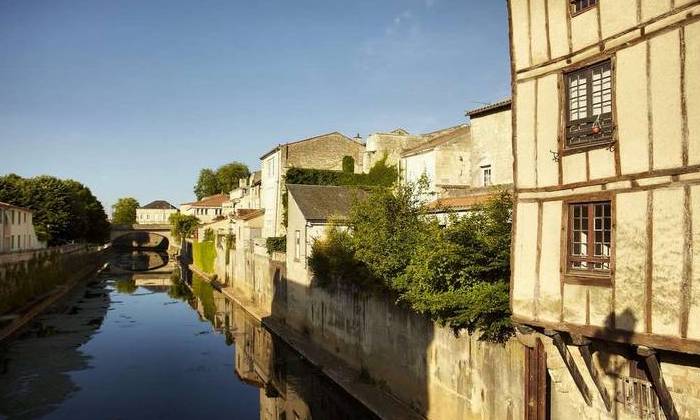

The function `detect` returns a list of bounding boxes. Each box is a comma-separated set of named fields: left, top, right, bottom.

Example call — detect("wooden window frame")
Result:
left=563, top=59, right=615, bottom=154
left=569, top=0, right=597, bottom=17
left=562, top=195, right=615, bottom=286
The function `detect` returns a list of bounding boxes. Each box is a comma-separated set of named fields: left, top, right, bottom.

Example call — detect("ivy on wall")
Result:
left=282, top=156, right=398, bottom=226
left=193, top=240, right=216, bottom=274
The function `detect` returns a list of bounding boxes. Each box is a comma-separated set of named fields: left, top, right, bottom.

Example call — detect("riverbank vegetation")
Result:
left=168, top=213, right=200, bottom=242
left=0, top=174, right=110, bottom=245
left=308, top=184, right=513, bottom=342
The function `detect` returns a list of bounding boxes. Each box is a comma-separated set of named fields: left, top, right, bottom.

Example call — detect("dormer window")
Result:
left=570, top=0, right=597, bottom=15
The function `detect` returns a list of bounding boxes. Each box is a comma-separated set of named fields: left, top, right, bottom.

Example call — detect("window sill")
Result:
left=570, top=5, right=596, bottom=18
left=563, top=272, right=612, bottom=287
left=561, top=140, right=615, bottom=156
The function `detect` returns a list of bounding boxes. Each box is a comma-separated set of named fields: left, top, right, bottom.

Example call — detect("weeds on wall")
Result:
left=308, top=184, right=514, bottom=343
left=0, top=248, right=104, bottom=314
left=193, top=240, right=216, bottom=274
left=266, top=235, right=286, bottom=255
left=168, top=213, right=200, bottom=242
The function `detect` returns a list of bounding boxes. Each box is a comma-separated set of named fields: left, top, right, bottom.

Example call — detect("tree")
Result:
left=215, top=162, right=250, bottom=194
left=193, top=163, right=250, bottom=200
left=193, top=168, right=219, bottom=200
left=0, top=174, right=110, bottom=245
left=112, top=197, right=140, bottom=225
left=169, top=213, right=200, bottom=242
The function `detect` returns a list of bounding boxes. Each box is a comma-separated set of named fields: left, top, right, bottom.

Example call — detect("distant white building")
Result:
left=180, top=194, right=229, bottom=224
left=0, top=202, right=45, bottom=253
left=136, top=200, right=178, bottom=224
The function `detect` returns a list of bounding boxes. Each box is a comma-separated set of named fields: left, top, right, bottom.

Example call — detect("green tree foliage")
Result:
left=265, top=235, right=286, bottom=255
left=308, top=185, right=514, bottom=342
left=111, top=197, right=140, bottom=225
left=216, top=162, right=250, bottom=194
left=194, top=168, right=219, bottom=200
left=168, top=213, right=200, bottom=242
left=0, top=174, right=110, bottom=245
left=193, top=162, right=250, bottom=200
left=342, top=156, right=355, bottom=173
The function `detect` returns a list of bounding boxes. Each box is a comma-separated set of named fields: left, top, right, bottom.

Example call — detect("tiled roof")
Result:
left=401, top=125, right=470, bottom=157
left=465, top=98, right=512, bottom=118
left=424, top=193, right=496, bottom=212
left=259, top=131, right=354, bottom=160
left=140, top=200, right=177, bottom=210
left=0, top=201, right=32, bottom=212
left=182, top=194, right=229, bottom=208
left=236, top=208, right=264, bottom=221
left=287, top=184, right=368, bottom=222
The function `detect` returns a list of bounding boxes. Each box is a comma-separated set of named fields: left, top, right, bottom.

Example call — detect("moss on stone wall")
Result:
left=192, top=241, right=216, bottom=274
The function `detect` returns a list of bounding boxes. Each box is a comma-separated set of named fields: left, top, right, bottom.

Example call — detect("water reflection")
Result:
left=110, top=251, right=170, bottom=272
left=0, top=259, right=377, bottom=419
left=183, top=267, right=379, bottom=420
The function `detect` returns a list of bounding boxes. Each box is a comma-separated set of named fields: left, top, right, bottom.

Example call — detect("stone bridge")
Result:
left=110, top=224, right=174, bottom=251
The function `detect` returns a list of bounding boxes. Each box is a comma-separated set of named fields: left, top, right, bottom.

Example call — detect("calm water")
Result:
left=0, top=252, right=377, bottom=420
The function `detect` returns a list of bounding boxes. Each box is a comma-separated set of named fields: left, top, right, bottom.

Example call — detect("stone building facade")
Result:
left=0, top=202, right=43, bottom=253
left=508, top=1, right=700, bottom=418
left=259, top=132, right=365, bottom=238
left=136, top=200, right=178, bottom=225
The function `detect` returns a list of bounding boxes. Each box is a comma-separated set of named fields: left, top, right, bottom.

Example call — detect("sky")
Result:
left=0, top=0, right=511, bottom=214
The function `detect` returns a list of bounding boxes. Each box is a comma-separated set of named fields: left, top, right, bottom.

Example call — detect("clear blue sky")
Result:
left=0, top=0, right=511, bottom=213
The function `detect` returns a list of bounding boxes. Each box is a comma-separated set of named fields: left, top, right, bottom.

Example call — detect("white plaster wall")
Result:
left=515, top=81, right=537, bottom=188
left=538, top=201, right=562, bottom=322
left=536, top=75, right=559, bottom=187
left=614, top=191, right=647, bottom=333
left=136, top=208, right=176, bottom=224
left=469, top=109, right=513, bottom=188
left=616, top=41, right=650, bottom=174
left=651, top=187, right=685, bottom=336
left=403, top=150, right=437, bottom=200
left=261, top=150, right=281, bottom=238
left=650, top=29, right=683, bottom=170
left=686, top=21, right=700, bottom=166
left=512, top=201, right=538, bottom=317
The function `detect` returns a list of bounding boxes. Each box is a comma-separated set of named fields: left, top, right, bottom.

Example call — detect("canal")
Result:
left=0, top=252, right=378, bottom=419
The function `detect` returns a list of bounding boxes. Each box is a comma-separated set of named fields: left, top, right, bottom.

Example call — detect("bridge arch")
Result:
left=110, top=224, right=174, bottom=251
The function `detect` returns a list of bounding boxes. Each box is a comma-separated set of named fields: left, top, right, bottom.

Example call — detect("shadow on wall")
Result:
left=264, top=269, right=434, bottom=418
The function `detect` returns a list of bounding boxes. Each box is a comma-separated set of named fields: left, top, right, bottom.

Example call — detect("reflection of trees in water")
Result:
left=115, top=277, right=138, bottom=294
left=0, top=278, right=110, bottom=419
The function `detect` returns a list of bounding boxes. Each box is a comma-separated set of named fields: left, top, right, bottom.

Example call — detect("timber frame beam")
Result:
left=569, top=334, right=613, bottom=412
left=546, top=330, right=593, bottom=406
left=637, top=346, right=679, bottom=420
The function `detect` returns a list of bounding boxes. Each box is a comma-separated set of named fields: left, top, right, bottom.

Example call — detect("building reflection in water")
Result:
left=180, top=267, right=379, bottom=420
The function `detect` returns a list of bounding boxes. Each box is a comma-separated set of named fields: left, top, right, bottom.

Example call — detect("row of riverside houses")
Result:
left=190, top=104, right=512, bottom=263
left=509, top=0, right=700, bottom=419
left=185, top=1, right=700, bottom=418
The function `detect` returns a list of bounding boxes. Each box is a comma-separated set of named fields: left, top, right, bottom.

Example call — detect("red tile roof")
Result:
left=424, top=193, right=496, bottom=212
left=182, top=194, right=229, bottom=208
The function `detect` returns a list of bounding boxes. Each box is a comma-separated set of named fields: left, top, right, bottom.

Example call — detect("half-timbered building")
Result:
left=508, top=0, right=700, bottom=418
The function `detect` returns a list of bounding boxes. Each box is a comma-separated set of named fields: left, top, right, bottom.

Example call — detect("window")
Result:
left=268, top=157, right=276, bottom=178
left=294, top=230, right=300, bottom=261
left=481, top=165, right=492, bottom=186
left=565, top=60, right=613, bottom=149
left=570, top=0, right=597, bottom=15
left=568, top=201, right=612, bottom=273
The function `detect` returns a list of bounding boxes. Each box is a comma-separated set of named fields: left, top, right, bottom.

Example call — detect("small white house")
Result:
left=0, top=202, right=44, bottom=253
left=136, top=200, right=178, bottom=224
